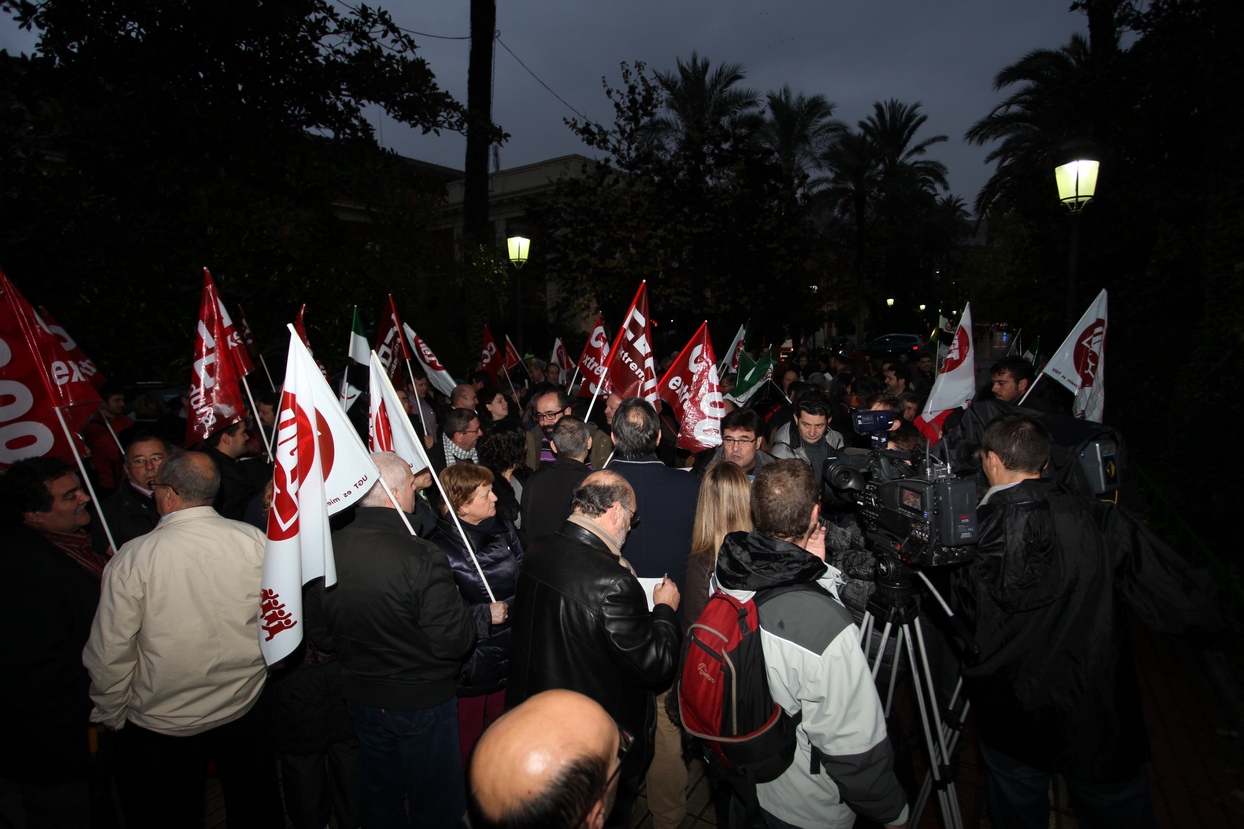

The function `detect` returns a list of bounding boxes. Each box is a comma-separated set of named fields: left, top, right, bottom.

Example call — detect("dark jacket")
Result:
left=507, top=520, right=681, bottom=781
left=205, top=446, right=265, bottom=521
left=429, top=514, right=523, bottom=697
left=952, top=479, right=1223, bottom=781
left=305, top=507, right=476, bottom=710
left=0, top=525, right=102, bottom=783
left=520, top=456, right=591, bottom=544
left=101, top=480, right=160, bottom=547
left=608, top=455, right=700, bottom=592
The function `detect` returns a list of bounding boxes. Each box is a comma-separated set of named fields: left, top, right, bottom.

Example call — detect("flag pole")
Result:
left=55, top=407, right=117, bottom=554
left=258, top=354, right=277, bottom=392
left=239, top=374, right=273, bottom=460
left=501, top=365, right=519, bottom=402
left=405, top=430, right=496, bottom=604
left=402, top=357, right=429, bottom=437
left=378, top=478, right=418, bottom=536
left=1017, top=373, right=1043, bottom=406
left=100, top=411, right=124, bottom=454
left=566, top=364, right=581, bottom=394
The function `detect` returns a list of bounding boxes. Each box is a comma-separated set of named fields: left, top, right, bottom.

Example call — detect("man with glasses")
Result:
left=691, top=409, right=775, bottom=479
left=508, top=471, right=680, bottom=828
left=523, top=385, right=612, bottom=472
left=468, top=690, right=632, bottom=829
left=101, top=436, right=171, bottom=547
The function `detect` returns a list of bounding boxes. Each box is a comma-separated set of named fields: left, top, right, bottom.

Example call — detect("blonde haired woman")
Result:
left=683, top=461, right=753, bottom=629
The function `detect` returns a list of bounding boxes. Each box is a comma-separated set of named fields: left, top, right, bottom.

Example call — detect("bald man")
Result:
left=468, top=690, right=626, bottom=829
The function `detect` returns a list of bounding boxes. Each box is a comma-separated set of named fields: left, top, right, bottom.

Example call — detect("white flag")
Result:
left=403, top=323, right=458, bottom=398
left=922, top=303, right=975, bottom=419
left=369, top=352, right=429, bottom=474
left=259, top=327, right=381, bottom=666
left=1042, top=289, right=1107, bottom=422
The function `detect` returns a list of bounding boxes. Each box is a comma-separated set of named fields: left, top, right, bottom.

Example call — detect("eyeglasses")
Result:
left=573, top=727, right=634, bottom=829
left=721, top=436, right=756, bottom=447
left=534, top=410, right=565, bottom=423
left=151, top=482, right=179, bottom=496
left=127, top=454, right=167, bottom=467
left=619, top=503, right=640, bottom=530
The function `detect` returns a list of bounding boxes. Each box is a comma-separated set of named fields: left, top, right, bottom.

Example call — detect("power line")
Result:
left=496, top=35, right=599, bottom=127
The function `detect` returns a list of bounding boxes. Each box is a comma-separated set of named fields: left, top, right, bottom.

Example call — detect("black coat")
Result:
left=205, top=446, right=266, bottom=521
left=506, top=520, right=680, bottom=782
left=100, top=480, right=160, bottom=547
left=429, top=514, right=523, bottom=697
left=0, top=526, right=101, bottom=783
left=951, top=479, right=1223, bottom=781
left=520, top=456, right=591, bottom=544
left=305, top=507, right=476, bottom=710
left=608, top=455, right=700, bottom=592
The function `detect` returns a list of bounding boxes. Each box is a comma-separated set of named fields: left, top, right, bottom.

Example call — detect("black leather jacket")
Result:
left=506, top=520, right=680, bottom=780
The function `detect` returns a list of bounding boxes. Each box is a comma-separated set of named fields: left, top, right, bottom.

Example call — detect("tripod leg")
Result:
left=901, top=622, right=964, bottom=829
left=870, top=620, right=894, bottom=681
left=884, top=627, right=905, bottom=714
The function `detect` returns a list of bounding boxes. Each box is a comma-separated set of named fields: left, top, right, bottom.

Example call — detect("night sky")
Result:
left=1, top=1, right=1089, bottom=209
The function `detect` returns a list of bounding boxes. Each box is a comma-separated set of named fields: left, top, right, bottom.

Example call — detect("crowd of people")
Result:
left=0, top=342, right=1223, bottom=829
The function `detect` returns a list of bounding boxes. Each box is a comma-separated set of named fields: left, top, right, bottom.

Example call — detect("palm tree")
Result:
left=652, top=52, right=761, bottom=177
left=965, top=34, right=1095, bottom=216
left=759, top=86, right=845, bottom=197
left=861, top=99, right=950, bottom=203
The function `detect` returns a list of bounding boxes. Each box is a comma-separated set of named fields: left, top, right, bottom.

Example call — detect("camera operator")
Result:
left=951, top=414, right=1223, bottom=829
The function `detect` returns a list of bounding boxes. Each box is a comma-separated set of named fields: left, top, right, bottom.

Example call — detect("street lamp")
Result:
left=1054, top=140, right=1099, bottom=329
left=507, top=229, right=531, bottom=351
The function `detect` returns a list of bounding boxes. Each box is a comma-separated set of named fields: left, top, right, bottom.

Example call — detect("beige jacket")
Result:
left=84, top=506, right=268, bottom=736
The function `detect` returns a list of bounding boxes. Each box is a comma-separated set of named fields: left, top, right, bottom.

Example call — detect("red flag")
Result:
left=480, top=326, right=502, bottom=384
left=575, top=313, right=613, bottom=399
left=193, top=270, right=254, bottom=377
left=502, top=335, right=522, bottom=372
left=375, top=295, right=409, bottom=386
left=604, top=282, right=657, bottom=402
left=235, top=305, right=263, bottom=363
left=550, top=338, right=574, bottom=382
left=657, top=321, right=726, bottom=451
left=404, top=324, right=458, bottom=398
left=294, top=305, right=331, bottom=382
left=187, top=271, right=247, bottom=446
left=36, top=307, right=106, bottom=392
left=0, top=272, right=102, bottom=469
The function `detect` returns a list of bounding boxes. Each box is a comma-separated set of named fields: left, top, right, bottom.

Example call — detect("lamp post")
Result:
left=507, top=230, right=530, bottom=352
left=1054, top=140, right=1099, bottom=329
left=886, top=297, right=894, bottom=331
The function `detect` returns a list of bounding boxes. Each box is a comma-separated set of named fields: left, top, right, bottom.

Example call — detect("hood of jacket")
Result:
left=715, top=529, right=828, bottom=592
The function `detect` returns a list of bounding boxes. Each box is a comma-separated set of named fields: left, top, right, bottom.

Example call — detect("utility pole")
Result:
left=463, top=0, right=496, bottom=248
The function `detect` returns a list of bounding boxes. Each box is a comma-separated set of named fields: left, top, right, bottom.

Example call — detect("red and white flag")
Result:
left=657, top=321, right=726, bottom=451
left=35, top=308, right=105, bottom=391
left=480, top=326, right=502, bottom=385
left=576, top=313, right=613, bottom=399
left=187, top=271, right=247, bottom=446
left=235, top=304, right=263, bottom=366
left=197, top=270, right=254, bottom=377
left=921, top=303, right=975, bottom=422
left=294, top=305, right=330, bottom=382
left=375, top=295, right=409, bottom=386
left=502, top=335, right=522, bottom=375
left=1042, top=289, right=1107, bottom=422
left=605, top=282, right=657, bottom=402
left=550, top=338, right=574, bottom=384
left=369, top=352, right=429, bottom=474
left=0, top=272, right=102, bottom=469
left=403, top=323, right=457, bottom=397
left=260, top=327, right=381, bottom=665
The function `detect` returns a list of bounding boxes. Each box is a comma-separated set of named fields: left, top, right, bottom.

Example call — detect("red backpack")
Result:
left=677, top=584, right=816, bottom=785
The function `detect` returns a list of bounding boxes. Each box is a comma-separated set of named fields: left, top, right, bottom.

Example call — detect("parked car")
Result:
left=852, top=332, right=926, bottom=363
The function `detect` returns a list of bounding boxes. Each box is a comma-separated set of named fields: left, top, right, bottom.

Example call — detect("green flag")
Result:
left=726, top=351, right=774, bottom=406
left=340, top=306, right=370, bottom=411
left=1023, top=336, right=1040, bottom=366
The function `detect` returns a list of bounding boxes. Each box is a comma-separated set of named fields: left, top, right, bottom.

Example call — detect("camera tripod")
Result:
left=858, top=553, right=974, bottom=829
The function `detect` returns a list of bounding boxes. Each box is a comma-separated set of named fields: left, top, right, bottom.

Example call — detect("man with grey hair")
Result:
left=83, top=451, right=282, bottom=828
left=507, top=470, right=681, bottom=828
left=305, top=451, right=476, bottom=828
left=520, top=415, right=593, bottom=543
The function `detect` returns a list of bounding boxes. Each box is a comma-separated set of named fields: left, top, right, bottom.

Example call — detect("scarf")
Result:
left=443, top=433, right=479, bottom=466
left=42, top=529, right=110, bottom=580
left=567, top=514, right=635, bottom=576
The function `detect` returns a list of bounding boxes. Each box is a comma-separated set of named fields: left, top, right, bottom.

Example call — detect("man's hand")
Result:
left=653, top=574, right=680, bottom=611
left=423, top=434, right=435, bottom=449
left=798, top=505, right=828, bottom=562
left=413, top=469, right=433, bottom=492
left=489, top=601, right=509, bottom=624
